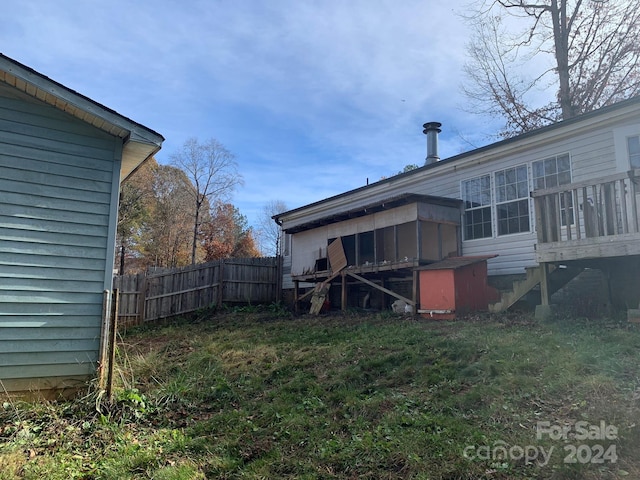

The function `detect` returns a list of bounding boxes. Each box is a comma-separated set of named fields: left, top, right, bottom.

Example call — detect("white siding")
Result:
left=291, top=227, right=329, bottom=276
left=290, top=204, right=419, bottom=276
left=0, top=89, right=119, bottom=389
left=399, top=129, right=617, bottom=274
left=282, top=107, right=640, bottom=277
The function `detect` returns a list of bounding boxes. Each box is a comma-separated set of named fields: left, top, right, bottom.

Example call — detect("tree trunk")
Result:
left=551, top=0, right=574, bottom=119
left=119, top=243, right=125, bottom=276
left=192, top=201, right=200, bottom=265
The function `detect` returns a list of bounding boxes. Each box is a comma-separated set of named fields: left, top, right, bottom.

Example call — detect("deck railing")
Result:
left=532, top=170, right=640, bottom=245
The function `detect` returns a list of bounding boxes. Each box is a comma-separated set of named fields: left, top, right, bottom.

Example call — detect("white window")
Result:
left=495, top=165, right=530, bottom=235
left=462, top=175, right=492, bottom=240
left=532, top=154, right=572, bottom=190
left=532, top=154, right=574, bottom=225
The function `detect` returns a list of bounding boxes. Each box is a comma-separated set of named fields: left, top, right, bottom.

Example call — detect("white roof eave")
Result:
left=0, top=53, right=164, bottom=183
left=278, top=96, right=640, bottom=229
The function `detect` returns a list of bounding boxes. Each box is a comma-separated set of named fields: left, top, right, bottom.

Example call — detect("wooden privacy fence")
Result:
left=114, top=257, right=281, bottom=327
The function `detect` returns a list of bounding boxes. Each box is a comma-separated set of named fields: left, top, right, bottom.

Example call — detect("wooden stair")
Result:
left=489, top=265, right=582, bottom=313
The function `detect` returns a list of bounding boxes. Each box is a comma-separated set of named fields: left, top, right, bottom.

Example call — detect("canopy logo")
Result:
left=536, top=420, right=618, bottom=441
left=463, top=420, right=618, bottom=467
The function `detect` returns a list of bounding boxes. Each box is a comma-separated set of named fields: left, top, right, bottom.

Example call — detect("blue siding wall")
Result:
left=0, top=89, right=119, bottom=392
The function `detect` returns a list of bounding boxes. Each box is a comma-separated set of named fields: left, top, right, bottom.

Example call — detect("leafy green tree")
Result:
left=399, top=164, right=419, bottom=174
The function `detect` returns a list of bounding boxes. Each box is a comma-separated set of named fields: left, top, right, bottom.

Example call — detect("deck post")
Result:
left=535, top=262, right=556, bottom=320
left=294, top=280, right=300, bottom=314
left=380, top=276, right=387, bottom=310
left=341, top=270, right=347, bottom=311
left=629, top=170, right=639, bottom=233
left=417, top=221, right=422, bottom=260
left=412, top=269, right=419, bottom=315
left=393, top=225, right=399, bottom=261
left=539, top=263, right=550, bottom=306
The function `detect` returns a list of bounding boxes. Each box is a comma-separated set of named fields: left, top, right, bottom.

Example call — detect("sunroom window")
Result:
left=532, top=154, right=572, bottom=190
left=495, top=165, right=530, bottom=235
left=532, top=154, right=574, bottom=225
left=462, top=175, right=492, bottom=240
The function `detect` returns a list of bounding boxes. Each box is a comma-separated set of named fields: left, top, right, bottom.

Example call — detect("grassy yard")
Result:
left=1, top=307, right=640, bottom=479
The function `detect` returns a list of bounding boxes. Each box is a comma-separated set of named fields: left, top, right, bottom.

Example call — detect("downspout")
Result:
left=99, top=139, right=123, bottom=385
left=274, top=216, right=284, bottom=302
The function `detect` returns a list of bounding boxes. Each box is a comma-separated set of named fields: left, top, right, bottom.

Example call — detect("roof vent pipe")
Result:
left=423, top=122, right=442, bottom=165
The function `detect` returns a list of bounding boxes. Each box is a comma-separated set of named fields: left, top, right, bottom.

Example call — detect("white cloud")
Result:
left=2, top=0, right=499, bottom=228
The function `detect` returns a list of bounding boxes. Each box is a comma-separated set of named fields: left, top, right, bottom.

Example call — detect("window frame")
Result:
left=494, top=164, right=531, bottom=236
left=461, top=174, right=493, bottom=241
left=532, top=153, right=574, bottom=226
left=460, top=154, right=576, bottom=241
left=531, top=153, right=572, bottom=191
left=628, top=135, right=640, bottom=169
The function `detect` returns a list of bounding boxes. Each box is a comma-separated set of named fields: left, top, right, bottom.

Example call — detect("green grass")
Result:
left=1, top=308, right=640, bottom=479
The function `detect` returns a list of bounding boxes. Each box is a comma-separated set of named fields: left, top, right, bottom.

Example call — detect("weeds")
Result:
left=218, top=301, right=292, bottom=318
left=1, top=312, right=639, bottom=479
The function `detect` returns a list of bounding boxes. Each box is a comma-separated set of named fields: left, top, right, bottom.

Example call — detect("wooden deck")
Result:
left=533, top=170, right=640, bottom=263
left=291, top=259, right=421, bottom=283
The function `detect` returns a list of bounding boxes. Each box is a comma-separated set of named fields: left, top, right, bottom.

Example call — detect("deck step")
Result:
left=489, top=265, right=582, bottom=313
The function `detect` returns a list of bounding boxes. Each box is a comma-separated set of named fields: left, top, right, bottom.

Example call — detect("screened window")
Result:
left=532, top=154, right=574, bottom=225
left=629, top=135, right=640, bottom=169
left=495, top=165, right=530, bottom=235
left=462, top=175, right=492, bottom=240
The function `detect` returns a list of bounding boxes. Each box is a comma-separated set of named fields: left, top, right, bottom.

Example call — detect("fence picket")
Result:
left=113, top=257, right=280, bottom=328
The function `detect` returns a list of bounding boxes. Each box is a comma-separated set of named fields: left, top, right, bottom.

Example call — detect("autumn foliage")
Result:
left=201, top=202, right=261, bottom=261
left=116, top=157, right=260, bottom=274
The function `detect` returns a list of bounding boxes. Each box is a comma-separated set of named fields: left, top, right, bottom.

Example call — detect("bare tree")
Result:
left=258, top=200, right=288, bottom=257
left=462, top=0, right=640, bottom=137
left=170, top=137, right=243, bottom=264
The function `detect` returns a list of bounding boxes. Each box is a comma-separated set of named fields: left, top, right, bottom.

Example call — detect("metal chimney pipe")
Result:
left=423, top=122, right=442, bottom=165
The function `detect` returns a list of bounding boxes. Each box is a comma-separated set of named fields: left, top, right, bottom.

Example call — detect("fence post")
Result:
left=217, top=259, right=225, bottom=307
left=136, top=273, right=148, bottom=324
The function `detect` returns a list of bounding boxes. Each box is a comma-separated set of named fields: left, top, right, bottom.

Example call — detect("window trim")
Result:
left=461, top=174, right=493, bottom=241
left=460, top=154, right=575, bottom=241
left=531, top=152, right=573, bottom=191
left=614, top=125, right=640, bottom=172
left=494, top=164, right=531, bottom=237
left=531, top=153, right=574, bottom=227
left=628, top=134, right=640, bottom=170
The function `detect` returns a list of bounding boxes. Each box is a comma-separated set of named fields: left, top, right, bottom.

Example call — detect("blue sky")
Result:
left=2, top=0, right=504, bottom=231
